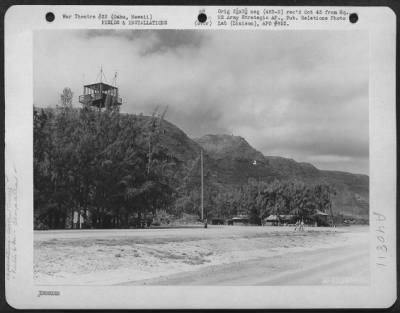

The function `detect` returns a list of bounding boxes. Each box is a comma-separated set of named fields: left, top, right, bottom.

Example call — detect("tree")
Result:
left=60, top=88, right=73, bottom=108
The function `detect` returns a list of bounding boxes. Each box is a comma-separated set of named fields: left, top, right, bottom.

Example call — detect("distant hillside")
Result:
left=194, top=134, right=369, bottom=219
left=320, top=170, right=369, bottom=218
left=152, top=118, right=202, bottom=162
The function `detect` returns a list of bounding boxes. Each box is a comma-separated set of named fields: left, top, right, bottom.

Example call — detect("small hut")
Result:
left=311, top=209, right=329, bottom=226
left=230, top=215, right=249, bottom=225
left=264, top=214, right=296, bottom=226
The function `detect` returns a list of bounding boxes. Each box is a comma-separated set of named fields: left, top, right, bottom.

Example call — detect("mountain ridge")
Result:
left=194, top=133, right=367, bottom=177
left=193, top=133, right=369, bottom=219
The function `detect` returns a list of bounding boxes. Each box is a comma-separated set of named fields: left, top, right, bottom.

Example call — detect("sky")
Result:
left=34, top=29, right=369, bottom=175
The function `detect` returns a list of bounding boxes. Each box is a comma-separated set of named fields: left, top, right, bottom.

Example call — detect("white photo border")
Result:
left=4, top=5, right=397, bottom=309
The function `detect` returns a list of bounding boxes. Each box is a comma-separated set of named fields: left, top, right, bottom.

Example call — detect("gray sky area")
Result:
left=34, top=30, right=369, bottom=175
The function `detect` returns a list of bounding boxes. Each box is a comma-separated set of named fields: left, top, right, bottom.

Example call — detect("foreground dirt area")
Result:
left=34, top=225, right=369, bottom=285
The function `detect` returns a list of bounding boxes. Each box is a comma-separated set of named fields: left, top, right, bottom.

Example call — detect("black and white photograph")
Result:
left=4, top=5, right=396, bottom=309
left=33, top=29, right=370, bottom=286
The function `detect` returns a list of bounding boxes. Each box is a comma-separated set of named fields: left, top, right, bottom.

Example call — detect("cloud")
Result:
left=34, top=29, right=369, bottom=174
left=82, top=29, right=206, bottom=55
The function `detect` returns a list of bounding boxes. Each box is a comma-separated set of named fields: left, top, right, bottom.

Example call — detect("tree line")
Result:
left=177, top=178, right=335, bottom=225
left=34, top=101, right=178, bottom=229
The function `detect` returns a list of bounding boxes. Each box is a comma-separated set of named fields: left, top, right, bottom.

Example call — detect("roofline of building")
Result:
left=84, top=82, right=117, bottom=90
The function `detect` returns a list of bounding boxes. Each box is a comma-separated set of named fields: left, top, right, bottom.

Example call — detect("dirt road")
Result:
left=124, top=243, right=369, bottom=285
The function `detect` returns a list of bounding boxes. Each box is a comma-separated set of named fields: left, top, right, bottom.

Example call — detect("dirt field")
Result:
left=34, top=225, right=369, bottom=285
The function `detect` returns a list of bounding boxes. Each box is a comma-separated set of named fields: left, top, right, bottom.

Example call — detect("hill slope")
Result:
left=194, top=134, right=369, bottom=218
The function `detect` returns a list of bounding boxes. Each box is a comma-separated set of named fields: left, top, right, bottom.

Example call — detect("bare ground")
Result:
left=34, top=225, right=369, bottom=285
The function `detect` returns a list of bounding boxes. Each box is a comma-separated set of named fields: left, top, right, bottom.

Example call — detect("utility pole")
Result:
left=329, top=190, right=335, bottom=227
left=351, top=195, right=354, bottom=217
left=201, top=149, right=204, bottom=221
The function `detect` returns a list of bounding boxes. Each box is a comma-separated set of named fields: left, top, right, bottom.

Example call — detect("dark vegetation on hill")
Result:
left=33, top=105, right=369, bottom=229
left=194, top=134, right=369, bottom=220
